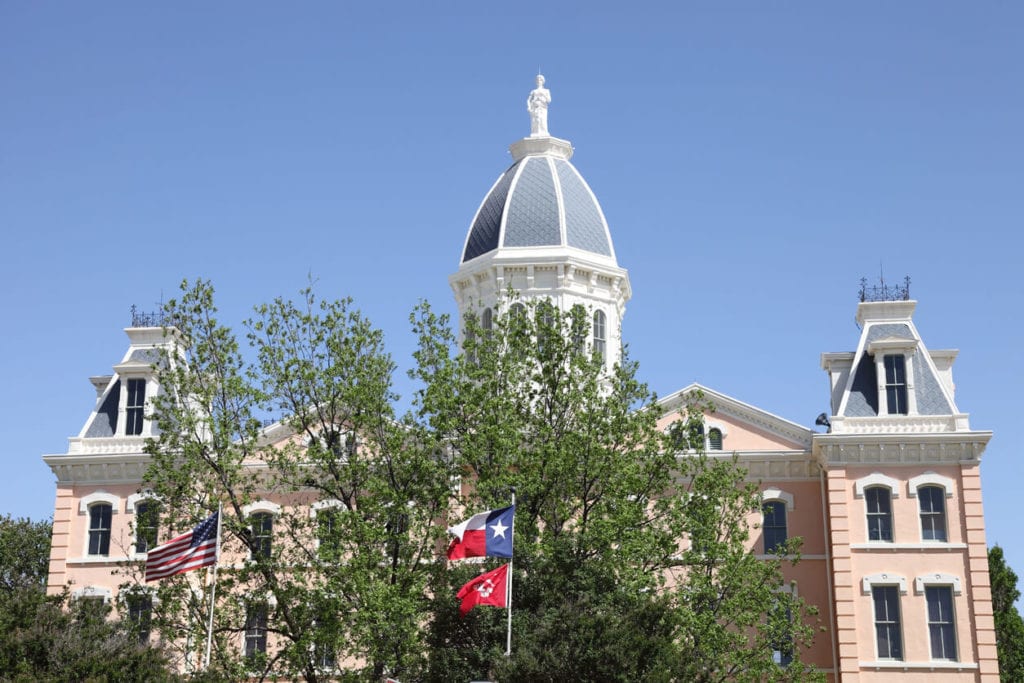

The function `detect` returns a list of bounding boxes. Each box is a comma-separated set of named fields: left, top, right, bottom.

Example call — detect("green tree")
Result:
left=411, top=300, right=820, bottom=682
left=989, top=545, right=1024, bottom=682
left=0, top=515, right=172, bottom=682
left=139, top=280, right=452, bottom=682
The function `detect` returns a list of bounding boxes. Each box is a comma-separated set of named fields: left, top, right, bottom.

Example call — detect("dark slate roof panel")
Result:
left=504, top=158, right=561, bottom=248
left=556, top=160, right=611, bottom=256
left=845, top=355, right=879, bottom=417
left=463, top=162, right=519, bottom=263
left=85, top=379, right=120, bottom=438
left=914, top=354, right=954, bottom=415
left=128, top=348, right=163, bottom=365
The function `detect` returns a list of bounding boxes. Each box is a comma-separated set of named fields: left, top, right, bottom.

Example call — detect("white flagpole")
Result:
left=202, top=505, right=222, bottom=670
left=506, top=489, right=515, bottom=657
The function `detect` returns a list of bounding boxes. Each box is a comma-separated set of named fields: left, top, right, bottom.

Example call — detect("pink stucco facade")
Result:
left=43, top=298, right=998, bottom=679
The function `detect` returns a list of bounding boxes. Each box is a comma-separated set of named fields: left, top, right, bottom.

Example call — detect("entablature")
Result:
left=813, top=432, right=991, bottom=466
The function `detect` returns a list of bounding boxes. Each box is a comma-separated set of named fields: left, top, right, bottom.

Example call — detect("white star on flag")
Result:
left=489, top=518, right=508, bottom=539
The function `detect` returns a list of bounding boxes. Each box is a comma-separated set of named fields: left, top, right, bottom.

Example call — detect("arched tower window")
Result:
left=593, top=310, right=607, bottom=359
left=708, top=428, right=723, bottom=451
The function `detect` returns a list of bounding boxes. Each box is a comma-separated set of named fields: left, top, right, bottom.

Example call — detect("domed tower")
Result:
left=449, top=75, right=631, bottom=367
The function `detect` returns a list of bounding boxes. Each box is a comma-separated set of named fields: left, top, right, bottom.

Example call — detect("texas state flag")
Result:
left=446, top=505, right=514, bottom=560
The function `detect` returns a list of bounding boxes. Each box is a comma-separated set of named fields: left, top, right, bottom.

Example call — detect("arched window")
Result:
left=481, top=307, right=493, bottom=335
left=865, top=487, right=894, bottom=542
left=762, top=500, right=788, bottom=553
left=917, top=486, right=947, bottom=542
left=592, top=310, right=607, bottom=360
left=708, top=427, right=723, bottom=451
left=134, top=500, right=160, bottom=554
left=313, top=501, right=344, bottom=560
left=250, top=512, right=274, bottom=560
left=244, top=603, right=268, bottom=659
left=88, top=503, right=112, bottom=556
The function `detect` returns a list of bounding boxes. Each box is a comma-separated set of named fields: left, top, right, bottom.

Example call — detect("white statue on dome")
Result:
left=527, top=74, right=551, bottom=137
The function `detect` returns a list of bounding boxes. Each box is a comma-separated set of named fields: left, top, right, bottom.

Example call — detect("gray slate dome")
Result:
left=462, top=153, right=614, bottom=263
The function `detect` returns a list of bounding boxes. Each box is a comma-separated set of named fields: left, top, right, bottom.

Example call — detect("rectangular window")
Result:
left=250, top=513, right=273, bottom=560
left=593, top=310, right=607, bottom=359
left=244, top=604, right=268, bottom=659
left=317, top=508, right=342, bottom=560
left=918, top=486, right=948, bottom=542
left=865, top=487, right=894, bottom=542
left=126, top=378, right=146, bottom=436
left=88, top=504, right=112, bottom=555
left=873, top=585, right=903, bottom=660
left=762, top=501, right=788, bottom=553
left=926, top=586, right=957, bottom=661
left=771, top=604, right=793, bottom=667
left=127, top=594, right=153, bottom=645
left=883, top=355, right=908, bottom=415
left=135, top=501, right=160, bottom=554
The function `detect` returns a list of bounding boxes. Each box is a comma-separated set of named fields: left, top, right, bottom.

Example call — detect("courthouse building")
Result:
left=43, top=77, right=998, bottom=681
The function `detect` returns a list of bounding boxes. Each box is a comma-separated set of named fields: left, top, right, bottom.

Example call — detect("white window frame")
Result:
left=916, top=577, right=960, bottom=662
left=854, top=473, right=901, bottom=499
left=244, top=501, right=281, bottom=561
left=81, top=493, right=118, bottom=558
left=867, top=338, right=919, bottom=416
left=908, top=473, right=954, bottom=498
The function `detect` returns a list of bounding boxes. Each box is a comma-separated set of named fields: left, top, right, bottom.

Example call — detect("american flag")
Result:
left=145, top=511, right=219, bottom=582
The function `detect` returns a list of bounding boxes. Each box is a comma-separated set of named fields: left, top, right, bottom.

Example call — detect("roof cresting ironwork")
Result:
left=858, top=275, right=911, bottom=303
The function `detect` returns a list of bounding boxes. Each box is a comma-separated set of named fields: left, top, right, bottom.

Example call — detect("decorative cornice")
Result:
left=814, top=432, right=991, bottom=466
left=43, top=453, right=150, bottom=484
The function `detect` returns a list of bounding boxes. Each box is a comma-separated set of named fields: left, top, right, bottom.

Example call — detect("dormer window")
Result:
left=867, top=338, right=919, bottom=416
left=883, top=355, right=908, bottom=415
left=126, top=379, right=146, bottom=435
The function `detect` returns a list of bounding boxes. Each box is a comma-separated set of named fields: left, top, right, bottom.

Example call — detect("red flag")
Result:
left=145, top=511, right=219, bottom=582
left=456, top=563, right=508, bottom=617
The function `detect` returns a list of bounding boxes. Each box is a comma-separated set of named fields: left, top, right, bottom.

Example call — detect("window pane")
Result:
left=88, top=504, right=112, bottom=555
left=872, top=586, right=903, bottom=660
left=866, top=488, right=894, bottom=542
left=251, top=513, right=273, bottom=559
left=593, top=310, right=606, bottom=359
left=919, top=486, right=947, bottom=542
left=926, top=586, right=957, bottom=661
left=245, top=604, right=268, bottom=658
left=126, top=379, right=146, bottom=435
left=883, top=355, right=908, bottom=415
left=763, top=501, right=787, bottom=553
left=128, top=595, right=152, bottom=644
left=136, top=501, right=160, bottom=553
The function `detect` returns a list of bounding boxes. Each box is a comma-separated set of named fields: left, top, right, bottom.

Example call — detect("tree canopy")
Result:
left=134, top=280, right=819, bottom=681
left=989, top=545, right=1024, bottom=682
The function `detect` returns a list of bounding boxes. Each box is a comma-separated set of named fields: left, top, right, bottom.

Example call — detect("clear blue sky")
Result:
left=3, top=4, right=1022, bottom=576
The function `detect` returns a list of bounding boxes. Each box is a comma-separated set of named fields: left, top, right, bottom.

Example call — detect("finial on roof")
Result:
left=527, top=73, right=551, bottom=137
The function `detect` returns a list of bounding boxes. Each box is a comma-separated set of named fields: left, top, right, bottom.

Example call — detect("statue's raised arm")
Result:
left=527, top=74, right=551, bottom=137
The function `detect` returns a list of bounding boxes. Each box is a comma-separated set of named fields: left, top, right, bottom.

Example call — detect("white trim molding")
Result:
left=79, top=491, right=120, bottom=514
left=310, top=499, right=344, bottom=518
left=72, top=585, right=112, bottom=602
left=126, top=490, right=160, bottom=512
left=762, top=487, right=795, bottom=511
left=242, top=500, right=282, bottom=517
left=914, top=572, right=962, bottom=595
left=862, top=573, right=908, bottom=595
left=855, top=473, right=901, bottom=498
left=908, top=472, right=955, bottom=498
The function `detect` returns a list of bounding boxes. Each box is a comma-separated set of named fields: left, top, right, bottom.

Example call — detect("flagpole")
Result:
left=202, top=504, right=222, bottom=670
left=506, top=488, right=515, bottom=657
